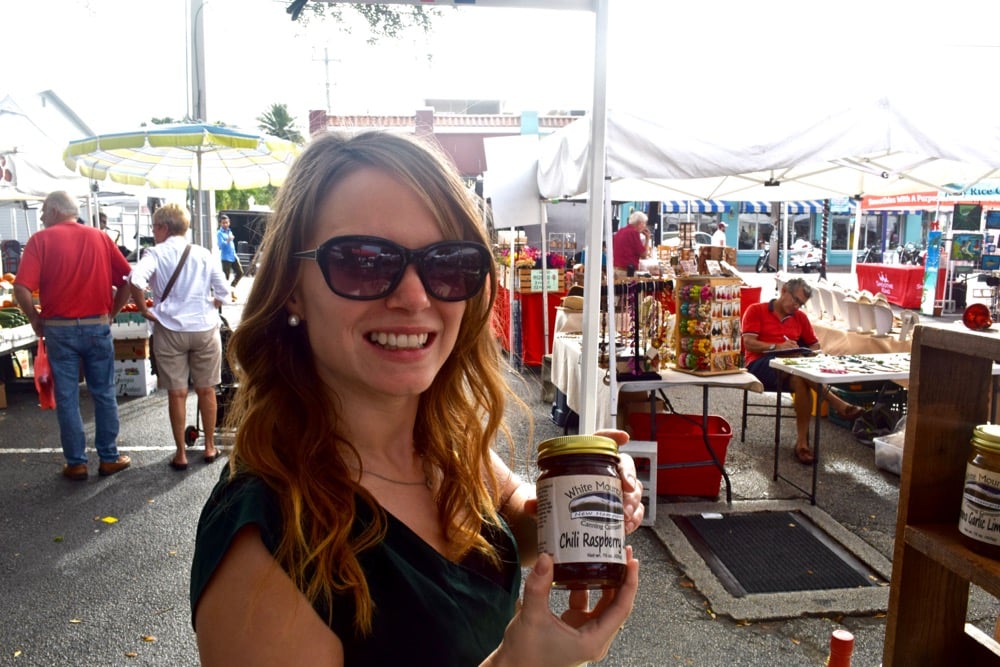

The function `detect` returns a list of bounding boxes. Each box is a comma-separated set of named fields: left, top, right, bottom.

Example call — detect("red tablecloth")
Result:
left=856, top=264, right=924, bottom=308
left=493, top=286, right=566, bottom=366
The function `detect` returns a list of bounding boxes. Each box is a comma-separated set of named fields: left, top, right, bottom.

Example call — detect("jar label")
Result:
left=537, top=474, right=625, bottom=565
left=959, top=464, right=1000, bottom=546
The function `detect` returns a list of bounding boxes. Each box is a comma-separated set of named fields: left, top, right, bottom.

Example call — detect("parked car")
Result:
left=661, top=231, right=713, bottom=250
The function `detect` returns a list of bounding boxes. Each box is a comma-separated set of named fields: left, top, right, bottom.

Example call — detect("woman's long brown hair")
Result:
left=223, top=131, right=522, bottom=635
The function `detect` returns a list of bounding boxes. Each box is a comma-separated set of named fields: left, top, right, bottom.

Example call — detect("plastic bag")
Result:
left=34, top=338, right=56, bottom=410
left=852, top=401, right=902, bottom=447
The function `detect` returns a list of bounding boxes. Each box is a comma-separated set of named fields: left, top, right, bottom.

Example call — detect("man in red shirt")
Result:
left=13, top=191, right=133, bottom=480
left=611, top=211, right=649, bottom=278
left=741, top=277, right=863, bottom=464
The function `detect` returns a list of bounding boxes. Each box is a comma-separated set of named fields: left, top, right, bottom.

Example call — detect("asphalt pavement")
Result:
left=1, top=270, right=996, bottom=666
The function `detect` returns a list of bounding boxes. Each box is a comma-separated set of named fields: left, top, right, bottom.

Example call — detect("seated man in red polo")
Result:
left=741, top=277, right=863, bottom=464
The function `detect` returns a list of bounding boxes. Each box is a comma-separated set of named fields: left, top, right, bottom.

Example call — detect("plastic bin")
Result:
left=628, top=412, right=733, bottom=497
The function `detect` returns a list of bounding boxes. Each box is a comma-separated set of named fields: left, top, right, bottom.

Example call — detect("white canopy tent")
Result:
left=482, top=134, right=552, bottom=364
left=531, top=96, right=1000, bottom=431
left=0, top=95, right=90, bottom=203
left=538, top=101, right=1000, bottom=203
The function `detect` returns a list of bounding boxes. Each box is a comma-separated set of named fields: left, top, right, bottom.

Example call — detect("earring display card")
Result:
left=673, top=276, right=744, bottom=376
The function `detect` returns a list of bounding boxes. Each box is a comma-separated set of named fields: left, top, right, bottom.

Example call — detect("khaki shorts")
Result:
left=153, top=325, right=222, bottom=391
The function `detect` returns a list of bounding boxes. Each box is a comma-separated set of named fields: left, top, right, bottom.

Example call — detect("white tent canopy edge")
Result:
left=534, top=95, right=1000, bottom=432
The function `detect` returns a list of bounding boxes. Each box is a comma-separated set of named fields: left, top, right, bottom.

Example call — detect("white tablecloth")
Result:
left=552, top=333, right=764, bottom=429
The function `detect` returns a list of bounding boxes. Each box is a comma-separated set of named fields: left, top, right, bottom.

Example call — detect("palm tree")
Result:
left=257, top=104, right=304, bottom=143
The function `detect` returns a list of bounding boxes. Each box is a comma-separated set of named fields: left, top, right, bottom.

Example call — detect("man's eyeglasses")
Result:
left=789, top=291, right=808, bottom=308
left=293, top=235, right=491, bottom=302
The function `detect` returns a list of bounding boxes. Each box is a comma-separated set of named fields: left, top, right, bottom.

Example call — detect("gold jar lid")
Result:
left=538, top=435, right=618, bottom=459
left=971, top=424, right=1000, bottom=452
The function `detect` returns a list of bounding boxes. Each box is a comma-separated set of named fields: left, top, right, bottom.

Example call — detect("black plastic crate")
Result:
left=828, top=382, right=907, bottom=429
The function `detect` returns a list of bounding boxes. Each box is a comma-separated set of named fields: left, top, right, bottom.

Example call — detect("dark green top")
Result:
left=191, top=469, right=521, bottom=665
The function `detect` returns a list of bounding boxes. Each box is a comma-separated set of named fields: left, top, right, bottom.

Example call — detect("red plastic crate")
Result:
left=628, top=413, right=733, bottom=497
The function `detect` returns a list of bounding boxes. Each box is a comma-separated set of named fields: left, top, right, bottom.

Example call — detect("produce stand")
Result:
left=0, top=323, right=37, bottom=409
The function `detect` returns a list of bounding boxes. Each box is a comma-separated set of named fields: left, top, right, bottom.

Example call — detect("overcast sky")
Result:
left=6, top=0, right=1000, bottom=137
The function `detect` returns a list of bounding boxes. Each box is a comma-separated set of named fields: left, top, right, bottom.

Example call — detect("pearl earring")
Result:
left=288, top=314, right=301, bottom=327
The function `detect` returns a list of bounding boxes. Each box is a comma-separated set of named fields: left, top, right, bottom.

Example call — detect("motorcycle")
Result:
left=755, top=241, right=776, bottom=273
left=857, top=245, right=883, bottom=264
left=788, top=238, right=822, bottom=273
left=898, top=241, right=925, bottom=265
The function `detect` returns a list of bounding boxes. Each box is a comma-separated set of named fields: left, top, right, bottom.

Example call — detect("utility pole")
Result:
left=189, top=0, right=210, bottom=247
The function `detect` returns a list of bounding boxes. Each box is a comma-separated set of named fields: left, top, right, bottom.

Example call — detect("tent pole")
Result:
left=604, top=181, right=617, bottom=430
left=508, top=235, right=516, bottom=367
left=782, top=202, right=789, bottom=273
left=850, top=199, right=861, bottom=278
left=819, top=199, right=829, bottom=280
left=540, top=202, right=551, bottom=364
left=194, top=151, right=203, bottom=247
left=578, top=0, right=609, bottom=435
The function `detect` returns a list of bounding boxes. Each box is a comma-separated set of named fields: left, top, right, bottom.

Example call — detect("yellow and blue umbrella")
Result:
left=62, top=123, right=302, bottom=191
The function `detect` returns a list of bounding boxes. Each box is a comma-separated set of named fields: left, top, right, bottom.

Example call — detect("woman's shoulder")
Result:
left=191, top=470, right=283, bottom=617
left=198, top=470, right=281, bottom=539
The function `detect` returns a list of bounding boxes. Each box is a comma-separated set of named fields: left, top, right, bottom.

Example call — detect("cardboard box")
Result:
left=13, top=348, right=33, bottom=378
left=110, top=320, right=151, bottom=339
left=629, top=413, right=733, bottom=497
left=114, top=338, right=150, bottom=361
left=114, top=359, right=156, bottom=397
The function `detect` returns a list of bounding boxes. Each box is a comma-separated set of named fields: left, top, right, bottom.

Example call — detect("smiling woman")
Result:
left=189, top=131, right=643, bottom=667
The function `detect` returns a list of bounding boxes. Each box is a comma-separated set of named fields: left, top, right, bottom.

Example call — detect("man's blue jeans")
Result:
left=44, top=324, right=121, bottom=466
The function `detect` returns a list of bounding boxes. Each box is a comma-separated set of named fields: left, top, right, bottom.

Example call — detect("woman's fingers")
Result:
left=519, top=552, right=556, bottom=623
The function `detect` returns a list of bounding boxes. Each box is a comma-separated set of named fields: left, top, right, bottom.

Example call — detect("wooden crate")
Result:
left=697, top=246, right=738, bottom=274
left=673, top=275, right=743, bottom=375
left=515, top=267, right=565, bottom=294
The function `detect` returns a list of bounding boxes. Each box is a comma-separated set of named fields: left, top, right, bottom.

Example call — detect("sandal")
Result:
left=794, top=446, right=815, bottom=465
left=169, top=459, right=189, bottom=471
left=203, top=450, right=221, bottom=464
left=836, top=404, right=864, bottom=421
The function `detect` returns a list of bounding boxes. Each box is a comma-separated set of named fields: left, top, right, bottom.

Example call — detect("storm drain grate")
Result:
left=671, top=510, right=886, bottom=596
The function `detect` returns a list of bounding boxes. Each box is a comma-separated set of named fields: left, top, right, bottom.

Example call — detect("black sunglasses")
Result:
left=293, top=235, right=491, bottom=302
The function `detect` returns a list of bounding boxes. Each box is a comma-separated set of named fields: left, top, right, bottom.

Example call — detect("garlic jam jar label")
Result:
left=536, top=473, right=625, bottom=565
left=959, top=465, right=1000, bottom=548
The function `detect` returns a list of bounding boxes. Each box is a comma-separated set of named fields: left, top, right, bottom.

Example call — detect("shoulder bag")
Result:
left=149, top=244, right=191, bottom=376
left=160, top=244, right=192, bottom=302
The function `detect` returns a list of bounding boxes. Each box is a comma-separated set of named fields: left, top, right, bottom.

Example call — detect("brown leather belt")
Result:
left=42, top=315, right=110, bottom=327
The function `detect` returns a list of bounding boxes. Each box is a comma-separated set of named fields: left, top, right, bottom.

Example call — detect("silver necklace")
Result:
left=359, top=468, right=431, bottom=488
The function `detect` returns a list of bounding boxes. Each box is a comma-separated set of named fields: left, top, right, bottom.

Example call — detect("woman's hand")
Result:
left=484, top=549, right=639, bottom=667
left=594, top=429, right=645, bottom=534
left=517, top=429, right=645, bottom=541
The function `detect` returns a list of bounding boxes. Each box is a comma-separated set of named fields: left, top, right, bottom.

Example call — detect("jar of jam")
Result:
left=536, top=435, right=626, bottom=589
left=959, top=423, right=1000, bottom=559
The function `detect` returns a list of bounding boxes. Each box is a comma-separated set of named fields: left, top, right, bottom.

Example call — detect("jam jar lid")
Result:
left=537, top=435, right=619, bottom=460
left=972, top=424, right=1000, bottom=452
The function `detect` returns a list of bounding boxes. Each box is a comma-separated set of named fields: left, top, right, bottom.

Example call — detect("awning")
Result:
left=740, top=200, right=855, bottom=215
left=661, top=200, right=726, bottom=214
